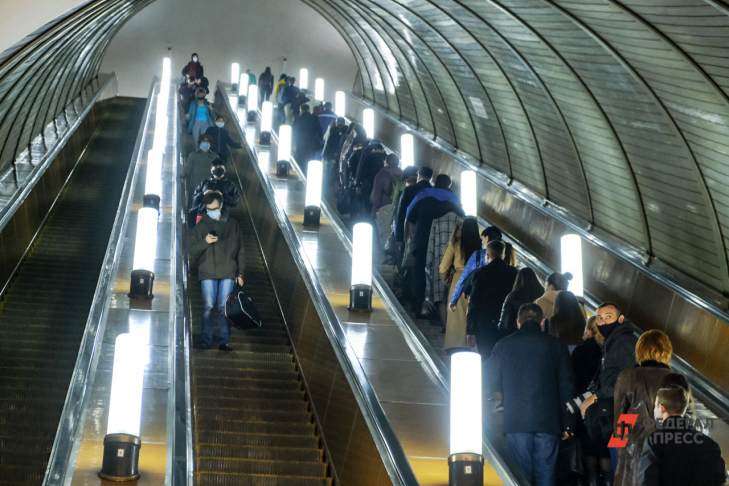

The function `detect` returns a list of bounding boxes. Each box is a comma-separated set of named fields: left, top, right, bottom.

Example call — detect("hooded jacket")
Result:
left=190, top=177, right=241, bottom=213
left=189, top=211, right=245, bottom=281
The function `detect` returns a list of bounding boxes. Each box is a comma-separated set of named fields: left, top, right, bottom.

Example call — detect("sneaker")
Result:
left=218, top=343, right=234, bottom=352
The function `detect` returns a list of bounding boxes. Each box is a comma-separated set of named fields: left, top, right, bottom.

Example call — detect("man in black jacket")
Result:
left=204, top=115, right=241, bottom=163
left=464, top=240, right=518, bottom=357
left=190, top=164, right=241, bottom=221
left=292, top=104, right=322, bottom=172
left=489, top=303, right=576, bottom=486
left=579, top=302, right=638, bottom=473
left=639, top=386, right=726, bottom=485
left=394, top=166, right=432, bottom=253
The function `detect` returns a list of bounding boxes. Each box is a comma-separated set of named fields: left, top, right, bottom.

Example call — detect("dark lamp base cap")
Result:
left=99, top=433, right=141, bottom=482
left=349, top=284, right=372, bottom=312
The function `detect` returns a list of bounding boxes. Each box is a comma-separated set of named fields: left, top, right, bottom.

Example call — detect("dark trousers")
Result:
left=507, top=432, right=560, bottom=486
left=408, top=260, right=426, bottom=313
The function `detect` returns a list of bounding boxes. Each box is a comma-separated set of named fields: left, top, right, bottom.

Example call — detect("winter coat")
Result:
left=317, top=109, right=337, bottom=135
left=613, top=361, right=673, bottom=486
left=464, top=258, right=517, bottom=335
left=322, top=124, right=348, bottom=164
left=293, top=112, right=322, bottom=158
left=259, top=71, right=274, bottom=93
left=370, top=166, right=403, bottom=213
left=188, top=211, right=245, bottom=281
left=489, top=320, right=576, bottom=436
left=182, top=61, right=203, bottom=79
left=204, top=125, right=241, bottom=161
left=425, top=212, right=461, bottom=304
left=394, top=180, right=430, bottom=243
left=639, top=416, right=726, bottom=486
left=190, top=177, right=241, bottom=214
left=596, top=323, right=638, bottom=399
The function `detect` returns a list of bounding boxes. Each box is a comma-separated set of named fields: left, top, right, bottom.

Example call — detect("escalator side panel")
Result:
left=0, top=97, right=145, bottom=485
left=220, top=129, right=393, bottom=486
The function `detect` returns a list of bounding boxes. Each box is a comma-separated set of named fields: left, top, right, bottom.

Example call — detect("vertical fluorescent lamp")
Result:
left=238, top=73, right=249, bottom=100
left=401, top=133, right=415, bottom=169
left=143, top=150, right=163, bottom=210
left=335, top=91, right=346, bottom=117
left=363, top=108, right=375, bottom=139
left=100, top=333, right=145, bottom=481
left=231, top=62, right=240, bottom=89
left=561, top=234, right=584, bottom=297
left=314, top=78, right=325, bottom=102
left=246, top=84, right=258, bottom=122
left=161, top=57, right=171, bottom=82
left=299, top=68, right=309, bottom=91
left=276, top=124, right=292, bottom=177
left=304, top=160, right=323, bottom=226
left=460, top=170, right=478, bottom=217
left=259, top=101, right=273, bottom=145
left=449, top=351, right=483, bottom=485
left=349, top=222, right=373, bottom=312
left=129, top=207, right=158, bottom=299
left=258, top=150, right=271, bottom=174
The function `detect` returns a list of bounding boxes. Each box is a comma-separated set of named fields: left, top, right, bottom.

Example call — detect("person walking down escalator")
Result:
left=189, top=163, right=241, bottom=223
left=259, top=66, right=274, bottom=101
left=205, top=115, right=241, bottom=164
left=187, top=89, right=214, bottom=146
left=322, top=117, right=348, bottom=193
left=183, top=135, right=219, bottom=205
left=292, top=104, right=322, bottom=173
left=189, top=192, right=245, bottom=352
left=182, top=53, right=204, bottom=79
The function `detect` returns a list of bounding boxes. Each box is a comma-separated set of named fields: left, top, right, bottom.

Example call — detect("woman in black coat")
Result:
left=498, top=267, right=544, bottom=335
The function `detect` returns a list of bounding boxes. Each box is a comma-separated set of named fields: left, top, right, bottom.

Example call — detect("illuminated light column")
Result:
left=349, top=222, right=373, bottom=312
left=314, top=77, right=325, bottom=102
left=231, top=62, right=240, bottom=89
left=299, top=68, right=309, bottom=91
left=259, top=101, right=273, bottom=145
left=335, top=91, right=346, bottom=117
left=460, top=170, right=478, bottom=217
left=276, top=124, right=292, bottom=177
left=561, top=234, right=583, bottom=297
left=303, top=160, right=323, bottom=226
left=363, top=108, right=375, bottom=139
left=129, top=207, right=158, bottom=299
left=449, top=351, right=483, bottom=486
left=238, top=73, right=249, bottom=101
left=246, top=84, right=258, bottom=123
left=143, top=150, right=163, bottom=211
left=100, top=333, right=145, bottom=481
left=401, top=133, right=415, bottom=169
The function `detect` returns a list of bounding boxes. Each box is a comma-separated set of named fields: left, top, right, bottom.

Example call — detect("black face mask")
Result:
left=598, top=322, right=619, bottom=339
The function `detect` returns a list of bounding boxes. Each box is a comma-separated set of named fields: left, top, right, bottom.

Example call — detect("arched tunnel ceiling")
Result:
left=301, top=0, right=729, bottom=296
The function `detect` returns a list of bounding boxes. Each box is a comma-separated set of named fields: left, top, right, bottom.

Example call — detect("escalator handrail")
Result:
left=42, top=78, right=157, bottom=486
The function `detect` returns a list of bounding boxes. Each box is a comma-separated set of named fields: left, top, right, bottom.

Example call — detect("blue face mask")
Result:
left=200, top=142, right=211, bottom=152
left=207, top=209, right=221, bottom=221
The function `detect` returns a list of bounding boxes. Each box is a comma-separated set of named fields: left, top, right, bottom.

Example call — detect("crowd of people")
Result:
left=177, top=53, right=726, bottom=485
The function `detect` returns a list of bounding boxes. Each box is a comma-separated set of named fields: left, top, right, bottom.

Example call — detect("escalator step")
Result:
left=196, top=472, right=330, bottom=486
left=198, top=445, right=322, bottom=462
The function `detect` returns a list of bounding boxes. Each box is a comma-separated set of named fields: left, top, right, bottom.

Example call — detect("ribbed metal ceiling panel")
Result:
left=303, top=0, right=729, bottom=295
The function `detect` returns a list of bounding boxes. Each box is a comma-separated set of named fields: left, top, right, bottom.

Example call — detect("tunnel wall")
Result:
left=100, top=0, right=358, bottom=97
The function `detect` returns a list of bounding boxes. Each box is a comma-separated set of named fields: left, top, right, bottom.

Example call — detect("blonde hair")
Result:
left=635, top=329, right=673, bottom=365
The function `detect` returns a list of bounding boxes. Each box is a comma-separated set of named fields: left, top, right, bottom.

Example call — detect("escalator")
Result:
left=189, top=201, right=332, bottom=486
left=0, top=97, right=145, bottom=485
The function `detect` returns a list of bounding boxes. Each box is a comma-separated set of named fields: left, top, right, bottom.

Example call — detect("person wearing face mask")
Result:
left=184, top=134, right=219, bottom=203
left=204, top=115, right=241, bottom=163
left=189, top=192, right=245, bottom=351
left=580, top=302, right=638, bottom=477
left=182, top=53, right=204, bottom=79
left=187, top=89, right=214, bottom=146
left=639, top=386, right=726, bottom=486
left=190, top=164, right=241, bottom=222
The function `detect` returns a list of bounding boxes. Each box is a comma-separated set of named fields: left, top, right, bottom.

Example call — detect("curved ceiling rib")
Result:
left=299, top=0, right=729, bottom=296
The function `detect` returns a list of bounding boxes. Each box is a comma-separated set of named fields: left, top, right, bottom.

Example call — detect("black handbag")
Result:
left=584, top=396, right=614, bottom=445
left=224, top=285, right=262, bottom=330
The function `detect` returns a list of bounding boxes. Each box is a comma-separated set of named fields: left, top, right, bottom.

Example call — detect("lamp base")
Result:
left=247, top=110, right=257, bottom=123
left=276, top=161, right=289, bottom=177
left=238, top=95, right=246, bottom=105
left=303, top=206, right=321, bottom=227
left=99, top=433, right=141, bottom=482
left=349, top=284, right=372, bottom=312
left=142, top=194, right=160, bottom=212
left=129, top=270, right=154, bottom=299
left=448, top=453, right=483, bottom=486
left=259, top=131, right=271, bottom=146
left=231, top=83, right=238, bottom=92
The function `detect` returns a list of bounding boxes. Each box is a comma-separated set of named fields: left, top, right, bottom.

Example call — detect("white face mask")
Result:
left=192, top=57, right=199, bottom=62
left=215, top=121, right=224, bottom=128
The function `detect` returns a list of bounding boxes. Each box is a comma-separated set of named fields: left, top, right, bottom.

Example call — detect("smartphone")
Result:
left=209, top=230, right=217, bottom=237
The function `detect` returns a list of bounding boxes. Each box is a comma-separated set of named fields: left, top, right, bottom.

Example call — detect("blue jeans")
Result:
left=506, top=432, right=560, bottom=486
left=200, top=279, right=234, bottom=346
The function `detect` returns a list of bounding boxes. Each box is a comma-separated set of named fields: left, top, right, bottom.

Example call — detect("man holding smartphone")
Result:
left=189, top=192, right=245, bottom=351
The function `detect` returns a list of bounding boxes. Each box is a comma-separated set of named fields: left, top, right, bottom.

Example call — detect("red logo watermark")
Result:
left=608, top=413, right=639, bottom=448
